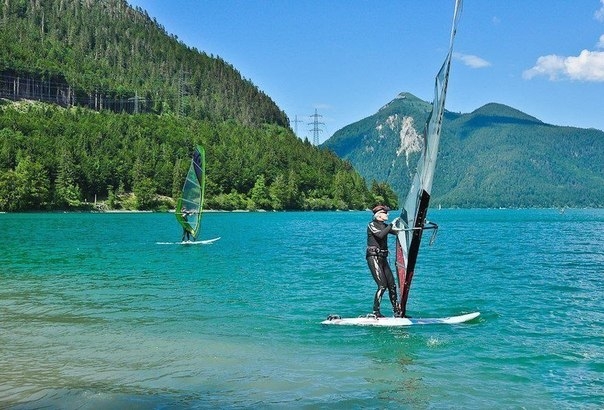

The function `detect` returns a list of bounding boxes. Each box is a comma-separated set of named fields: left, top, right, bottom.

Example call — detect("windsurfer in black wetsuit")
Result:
left=181, top=207, right=194, bottom=241
left=366, top=205, right=403, bottom=318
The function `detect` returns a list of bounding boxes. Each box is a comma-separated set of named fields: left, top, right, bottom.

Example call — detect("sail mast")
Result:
left=395, top=0, right=463, bottom=317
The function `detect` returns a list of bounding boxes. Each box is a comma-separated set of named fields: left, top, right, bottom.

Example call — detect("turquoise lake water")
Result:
left=1, top=209, right=602, bottom=409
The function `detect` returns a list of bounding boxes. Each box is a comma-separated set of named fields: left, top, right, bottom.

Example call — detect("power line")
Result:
left=0, top=71, right=157, bottom=114
left=308, top=108, right=324, bottom=145
left=291, top=114, right=304, bottom=137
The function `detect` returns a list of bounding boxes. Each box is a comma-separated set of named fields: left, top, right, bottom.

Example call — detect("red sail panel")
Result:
left=395, top=235, right=407, bottom=313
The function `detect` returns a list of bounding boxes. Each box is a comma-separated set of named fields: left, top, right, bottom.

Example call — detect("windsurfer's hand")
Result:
left=391, top=217, right=402, bottom=230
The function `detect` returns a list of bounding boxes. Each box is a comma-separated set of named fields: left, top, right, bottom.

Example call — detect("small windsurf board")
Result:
left=156, top=237, right=221, bottom=245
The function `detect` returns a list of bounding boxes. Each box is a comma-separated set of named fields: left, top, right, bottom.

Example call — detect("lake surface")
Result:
left=1, top=209, right=602, bottom=409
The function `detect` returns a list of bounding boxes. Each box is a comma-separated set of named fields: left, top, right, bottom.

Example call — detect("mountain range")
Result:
left=322, top=92, right=604, bottom=208
left=2, top=0, right=602, bottom=210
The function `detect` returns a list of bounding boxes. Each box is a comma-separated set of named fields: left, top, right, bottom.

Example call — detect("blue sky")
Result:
left=127, top=0, right=604, bottom=143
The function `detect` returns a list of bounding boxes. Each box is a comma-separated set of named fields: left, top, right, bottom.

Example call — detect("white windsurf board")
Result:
left=321, top=311, right=480, bottom=327
left=156, top=237, right=221, bottom=245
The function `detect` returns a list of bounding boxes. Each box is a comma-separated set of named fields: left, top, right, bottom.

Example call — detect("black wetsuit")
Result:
left=366, top=220, right=399, bottom=316
left=181, top=211, right=192, bottom=241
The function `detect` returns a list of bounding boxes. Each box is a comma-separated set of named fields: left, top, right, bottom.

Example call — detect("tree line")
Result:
left=0, top=101, right=399, bottom=212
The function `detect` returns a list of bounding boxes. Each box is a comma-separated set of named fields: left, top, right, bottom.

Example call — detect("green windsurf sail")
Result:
left=175, top=145, right=205, bottom=240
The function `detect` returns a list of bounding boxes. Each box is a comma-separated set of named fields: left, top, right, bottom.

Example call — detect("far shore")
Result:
left=0, top=208, right=368, bottom=214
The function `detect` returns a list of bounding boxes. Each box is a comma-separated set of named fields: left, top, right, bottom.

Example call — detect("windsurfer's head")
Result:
left=372, top=205, right=390, bottom=220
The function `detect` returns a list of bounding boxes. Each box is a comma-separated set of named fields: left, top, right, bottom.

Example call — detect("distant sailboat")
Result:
left=174, top=145, right=220, bottom=245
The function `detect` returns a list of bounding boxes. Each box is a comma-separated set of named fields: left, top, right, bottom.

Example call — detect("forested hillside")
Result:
left=323, top=93, right=604, bottom=208
left=0, top=0, right=286, bottom=126
left=0, top=0, right=398, bottom=212
left=0, top=101, right=394, bottom=211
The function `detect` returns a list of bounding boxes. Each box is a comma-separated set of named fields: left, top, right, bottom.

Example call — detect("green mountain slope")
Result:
left=0, top=0, right=286, bottom=126
left=0, top=0, right=390, bottom=212
left=322, top=93, right=604, bottom=208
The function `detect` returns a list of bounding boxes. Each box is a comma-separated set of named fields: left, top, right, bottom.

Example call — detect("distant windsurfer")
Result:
left=366, top=205, right=402, bottom=318
left=181, top=207, right=194, bottom=242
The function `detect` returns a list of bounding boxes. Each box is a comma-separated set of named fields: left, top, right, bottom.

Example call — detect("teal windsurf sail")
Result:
left=394, top=0, right=463, bottom=318
left=175, top=145, right=205, bottom=240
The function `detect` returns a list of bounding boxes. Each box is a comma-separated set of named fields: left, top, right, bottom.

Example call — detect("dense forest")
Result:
left=0, top=0, right=399, bottom=212
left=323, top=93, right=604, bottom=208
left=0, top=100, right=399, bottom=212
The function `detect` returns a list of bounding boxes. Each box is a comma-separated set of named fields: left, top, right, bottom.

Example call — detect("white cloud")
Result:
left=524, top=4, right=604, bottom=83
left=453, top=52, right=491, bottom=69
left=596, top=0, right=604, bottom=22
left=523, top=50, right=604, bottom=82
